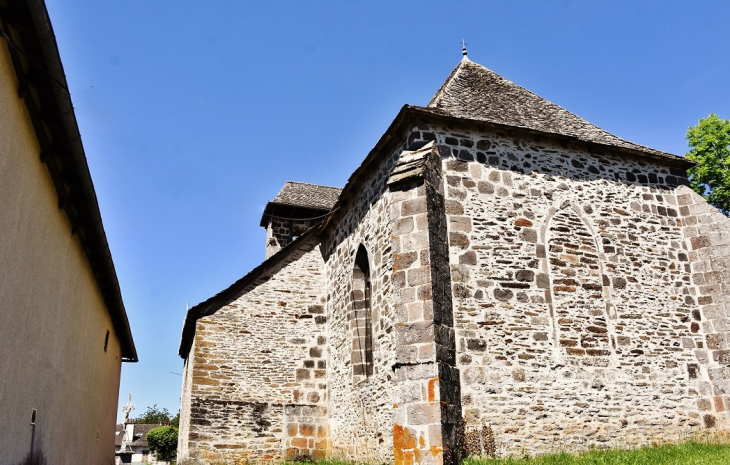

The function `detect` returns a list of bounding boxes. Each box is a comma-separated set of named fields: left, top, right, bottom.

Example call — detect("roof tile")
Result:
left=270, top=181, right=341, bottom=210
left=428, top=59, right=674, bottom=158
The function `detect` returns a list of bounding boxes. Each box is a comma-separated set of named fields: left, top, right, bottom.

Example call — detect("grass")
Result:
left=462, top=441, right=730, bottom=465
left=277, top=441, right=730, bottom=465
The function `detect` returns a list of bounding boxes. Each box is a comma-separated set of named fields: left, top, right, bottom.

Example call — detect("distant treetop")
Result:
left=685, top=113, right=730, bottom=216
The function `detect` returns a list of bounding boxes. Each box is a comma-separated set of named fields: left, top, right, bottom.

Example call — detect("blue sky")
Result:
left=43, top=0, right=730, bottom=421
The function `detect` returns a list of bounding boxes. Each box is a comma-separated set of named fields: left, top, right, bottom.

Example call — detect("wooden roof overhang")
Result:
left=0, top=0, right=137, bottom=361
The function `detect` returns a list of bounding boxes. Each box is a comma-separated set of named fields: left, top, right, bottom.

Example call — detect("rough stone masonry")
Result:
left=177, top=56, right=730, bottom=464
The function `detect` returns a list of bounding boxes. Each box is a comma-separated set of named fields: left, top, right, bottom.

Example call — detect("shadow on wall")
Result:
left=14, top=426, right=48, bottom=465
left=15, top=452, right=47, bottom=465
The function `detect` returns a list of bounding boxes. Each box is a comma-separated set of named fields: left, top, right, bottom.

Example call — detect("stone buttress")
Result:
left=388, top=142, right=463, bottom=465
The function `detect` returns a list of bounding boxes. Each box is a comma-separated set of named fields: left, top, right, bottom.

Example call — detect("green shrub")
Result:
left=146, top=426, right=178, bottom=463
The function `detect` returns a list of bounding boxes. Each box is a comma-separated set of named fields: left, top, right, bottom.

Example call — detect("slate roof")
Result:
left=114, top=423, right=163, bottom=447
left=270, top=181, right=342, bottom=210
left=428, top=57, right=676, bottom=159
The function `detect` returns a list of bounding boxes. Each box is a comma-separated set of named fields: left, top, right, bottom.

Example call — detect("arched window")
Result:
left=547, top=208, right=612, bottom=361
left=352, top=245, right=373, bottom=383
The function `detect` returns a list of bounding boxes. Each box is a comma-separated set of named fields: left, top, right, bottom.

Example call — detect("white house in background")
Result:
left=115, top=423, right=168, bottom=465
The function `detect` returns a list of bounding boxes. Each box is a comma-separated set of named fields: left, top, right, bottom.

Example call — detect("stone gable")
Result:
left=177, top=59, right=729, bottom=464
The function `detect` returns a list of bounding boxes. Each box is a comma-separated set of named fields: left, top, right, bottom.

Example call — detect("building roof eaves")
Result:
left=408, top=105, right=694, bottom=169
left=425, top=60, right=692, bottom=168
left=258, top=201, right=333, bottom=227
left=318, top=102, right=693, bottom=238
left=3, top=0, right=137, bottom=361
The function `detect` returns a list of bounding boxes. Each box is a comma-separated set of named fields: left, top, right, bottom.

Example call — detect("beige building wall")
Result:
left=0, top=41, right=123, bottom=465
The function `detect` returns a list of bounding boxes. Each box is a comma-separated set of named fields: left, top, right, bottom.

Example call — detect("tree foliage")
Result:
left=146, top=426, right=178, bottom=463
left=685, top=113, right=730, bottom=215
left=170, top=410, right=180, bottom=429
left=136, top=404, right=173, bottom=425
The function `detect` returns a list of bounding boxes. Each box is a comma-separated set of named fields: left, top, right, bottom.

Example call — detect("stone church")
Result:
left=177, top=52, right=730, bottom=464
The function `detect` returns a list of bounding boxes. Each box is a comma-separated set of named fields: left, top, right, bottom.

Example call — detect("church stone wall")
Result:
left=409, top=123, right=720, bottom=455
left=323, top=137, right=465, bottom=465
left=178, top=242, right=328, bottom=463
left=678, top=186, right=730, bottom=428
left=266, top=216, right=324, bottom=258
left=322, top=140, right=404, bottom=463
left=179, top=118, right=730, bottom=463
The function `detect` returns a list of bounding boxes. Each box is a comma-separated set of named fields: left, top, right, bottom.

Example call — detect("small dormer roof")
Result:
left=270, top=181, right=341, bottom=210
left=259, top=181, right=341, bottom=227
left=428, top=60, right=672, bottom=158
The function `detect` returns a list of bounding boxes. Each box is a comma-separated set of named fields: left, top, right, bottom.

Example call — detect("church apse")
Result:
left=178, top=56, right=730, bottom=463
left=428, top=121, right=717, bottom=455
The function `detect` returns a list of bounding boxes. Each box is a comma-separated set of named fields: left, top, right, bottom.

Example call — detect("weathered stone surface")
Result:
left=429, top=125, right=729, bottom=456
left=180, top=111, right=730, bottom=465
left=179, top=245, right=329, bottom=463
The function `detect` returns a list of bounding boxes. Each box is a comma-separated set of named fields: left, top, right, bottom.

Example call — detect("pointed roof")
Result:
left=428, top=60, right=670, bottom=157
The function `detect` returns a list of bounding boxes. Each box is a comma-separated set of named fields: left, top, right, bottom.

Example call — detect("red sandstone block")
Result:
left=408, top=267, right=430, bottom=287
left=392, top=189, right=414, bottom=202
left=418, top=343, right=435, bottom=360
left=415, top=213, right=429, bottom=231
left=449, top=216, right=472, bottom=232
left=395, top=251, right=419, bottom=270
left=427, top=424, right=443, bottom=447
left=291, top=437, right=308, bottom=448
left=315, top=439, right=328, bottom=449
left=407, top=302, right=424, bottom=321
left=300, top=424, right=315, bottom=436
left=399, top=287, right=416, bottom=304
left=677, top=193, right=692, bottom=206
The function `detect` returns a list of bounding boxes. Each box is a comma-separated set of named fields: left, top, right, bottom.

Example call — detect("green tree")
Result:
left=136, top=404, right=172, bottom=425
left=146, top=426, right=178, bottom=463
left=170, top=410, right=180, bottom=429
left=685, top=113, right=730, bottom=215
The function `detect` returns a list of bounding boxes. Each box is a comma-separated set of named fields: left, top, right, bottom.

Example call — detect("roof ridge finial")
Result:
left=461, top=39, right=470, bottom=62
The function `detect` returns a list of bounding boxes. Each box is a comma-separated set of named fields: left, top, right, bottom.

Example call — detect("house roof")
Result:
left=428, top=57, right=680, bottom=160
left=114, top=423, right=163, bottom=447
left=0, top=0, right=136, bottom=361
